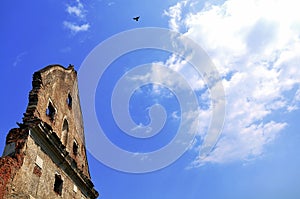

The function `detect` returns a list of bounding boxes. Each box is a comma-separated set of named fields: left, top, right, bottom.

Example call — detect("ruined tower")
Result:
left=0, top=65, right=99, bottom=198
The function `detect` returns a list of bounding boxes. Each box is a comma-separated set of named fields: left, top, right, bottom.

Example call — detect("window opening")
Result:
left=73, top=140, right=79, bottom=156
left=54, top=174, right=63, bottom=196
left=46, top=101, right=56, bottom=120
left=62, top=119, right=69, bottom=146
left=67, top=93, right=72, bottom=108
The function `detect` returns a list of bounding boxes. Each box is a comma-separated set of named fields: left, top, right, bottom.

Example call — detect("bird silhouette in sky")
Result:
left=133, top=16, right=140, bottom=21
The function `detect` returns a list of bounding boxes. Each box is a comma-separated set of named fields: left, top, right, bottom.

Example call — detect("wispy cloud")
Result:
left=64, top=0, right=90, bottom=33
left=59, top=46, right=72, bottom=53
left=13, top=52, right=27, bottom=67
left=165, top=0, right=300, bottom=166
left=107, top=2, right=115, bottom=6
left=63, top=21, right=90, bottom=33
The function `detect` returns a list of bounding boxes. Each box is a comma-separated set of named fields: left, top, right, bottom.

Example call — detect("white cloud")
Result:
left=171, top=111, right=180, bottom=120
left=64, top=0, right=89, bottom=33
left=165, top=0, right=300, bottom=166
left=66, top=0, right=85, bottom=18
left=66, top=6, right=84, bottom=18
left=287, top=82, right=300, bottom=112
left=63, top=21, right=90, bottom=33
left=164, top=1, right=188, bottom=32
left=294, top=89, right=300, bottom=104
left=194, top=121, right=287, bottom=166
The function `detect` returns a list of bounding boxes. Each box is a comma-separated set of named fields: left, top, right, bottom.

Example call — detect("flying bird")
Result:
left=133, top=16, right=140, bottom=21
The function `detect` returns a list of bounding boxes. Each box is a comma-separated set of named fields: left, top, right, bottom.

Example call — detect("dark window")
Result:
left=67, top=93, right=72, bottom=108
left=46, top=101, right=55, bottom=120
left=73, top=140, right=78, bottom=156
left=54, top=174, right=63, bottom=196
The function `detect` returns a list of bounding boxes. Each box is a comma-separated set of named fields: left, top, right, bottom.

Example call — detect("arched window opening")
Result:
left=46, top=101, right=56, bottom=121
left=62, top=119, right=69, bottom=146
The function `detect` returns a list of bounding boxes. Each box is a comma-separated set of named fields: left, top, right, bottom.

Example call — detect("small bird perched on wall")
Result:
left=133, top=16, right=140, bottom=21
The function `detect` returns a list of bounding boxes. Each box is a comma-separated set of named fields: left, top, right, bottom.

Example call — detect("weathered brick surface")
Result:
left=0, top=128, right=27, bottom=198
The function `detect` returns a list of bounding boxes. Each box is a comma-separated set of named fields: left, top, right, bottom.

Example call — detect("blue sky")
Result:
left=1, top=0, right=300, bottom=198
